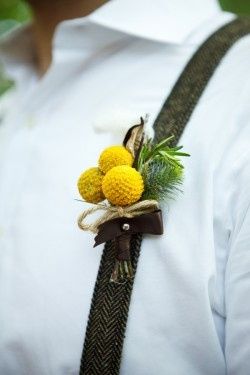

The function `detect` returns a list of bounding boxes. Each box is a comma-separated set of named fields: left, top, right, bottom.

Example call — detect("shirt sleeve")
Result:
left=225, top=200, right=250, bottom=374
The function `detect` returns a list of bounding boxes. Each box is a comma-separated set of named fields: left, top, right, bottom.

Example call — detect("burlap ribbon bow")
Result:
left=78, top=200, right=164, bottom=282
left=94, top=209, right=163, bottom=260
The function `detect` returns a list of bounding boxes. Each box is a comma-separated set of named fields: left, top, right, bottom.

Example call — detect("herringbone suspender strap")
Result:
left=79, top=17, right=250, bottom=375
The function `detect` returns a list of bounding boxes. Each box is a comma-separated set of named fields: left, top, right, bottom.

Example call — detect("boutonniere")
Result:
left=77, top=117, right=190, bottom=283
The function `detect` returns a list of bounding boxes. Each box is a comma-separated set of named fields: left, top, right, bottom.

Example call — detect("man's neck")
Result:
left=29, top=0, right=107, bottom=75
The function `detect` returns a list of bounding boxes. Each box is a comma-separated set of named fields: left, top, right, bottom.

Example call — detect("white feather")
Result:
left=92, top=109, right=155, bottom=139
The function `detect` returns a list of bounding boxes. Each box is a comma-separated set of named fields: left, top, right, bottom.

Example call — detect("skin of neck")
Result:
left=27, top=0, right=107, bottom=75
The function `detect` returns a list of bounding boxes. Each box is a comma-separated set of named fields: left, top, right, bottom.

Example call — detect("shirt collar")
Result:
left=87, top=0, right=222, bottom=44
left=0, top=0, right=223, bottom=75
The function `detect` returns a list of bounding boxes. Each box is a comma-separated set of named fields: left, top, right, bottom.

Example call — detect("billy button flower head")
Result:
left=99, top=145, right=134, bottom=174
left=102, top=165, right=144, bottom=206
left=77, top=167, right=104, bottom=204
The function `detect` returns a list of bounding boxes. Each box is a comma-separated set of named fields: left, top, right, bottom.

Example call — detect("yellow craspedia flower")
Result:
left=99, top=145, right=134, bottom=174
left=77, top=167, right=105, bottom=203
left=102, top=165, right=144, bottom=206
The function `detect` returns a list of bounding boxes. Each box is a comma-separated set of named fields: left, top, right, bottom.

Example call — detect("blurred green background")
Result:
left=220, top=0, right=250, bottom=13
left=0, top=0, right=250, bottom=96
left=0, top=0, right=31, bottom=35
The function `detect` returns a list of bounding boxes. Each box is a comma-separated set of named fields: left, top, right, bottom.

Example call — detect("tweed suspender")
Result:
left=79, top=17, right=250, bottom=374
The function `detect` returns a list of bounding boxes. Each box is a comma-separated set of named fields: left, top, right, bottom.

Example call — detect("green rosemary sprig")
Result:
left=138, top=136, right=190, bottom=202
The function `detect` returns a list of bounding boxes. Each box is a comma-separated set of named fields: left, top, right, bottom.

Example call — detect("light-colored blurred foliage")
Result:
left=0, top=0, right=31, bottom=36
left=0, top=68, right=14, bottom=96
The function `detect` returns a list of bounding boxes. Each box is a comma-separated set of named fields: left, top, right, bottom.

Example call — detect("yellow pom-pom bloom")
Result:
left=99, top=146, right=134, bottom=174
left=77, top=167, right=105, bottom=203
left=102, top=165, right=144, bottom=206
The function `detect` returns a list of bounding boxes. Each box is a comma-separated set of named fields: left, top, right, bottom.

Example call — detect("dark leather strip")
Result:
left=94, top=210, right=164, bottom=247
left=79, top=17, right=250, bottom=375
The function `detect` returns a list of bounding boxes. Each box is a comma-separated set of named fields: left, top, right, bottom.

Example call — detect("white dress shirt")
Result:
left=0, top=1, right=250, bottom=374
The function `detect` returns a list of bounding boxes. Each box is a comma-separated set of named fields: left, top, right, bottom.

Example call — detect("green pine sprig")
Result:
left=137, top=135, right=190, bottom=202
